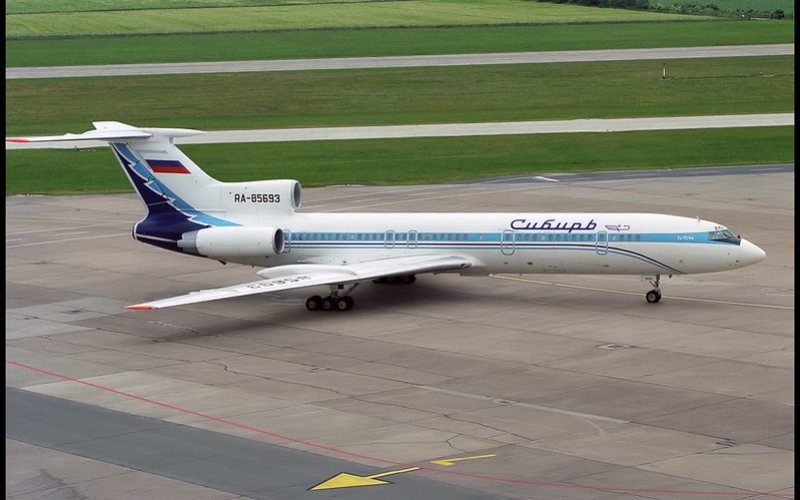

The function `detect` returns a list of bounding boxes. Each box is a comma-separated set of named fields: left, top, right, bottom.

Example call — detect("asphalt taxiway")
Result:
left=6, top=167, right=794, bottom=499
left=5, top=44, right=793, bottom=79
left=5, top=114, right=793, bottom=150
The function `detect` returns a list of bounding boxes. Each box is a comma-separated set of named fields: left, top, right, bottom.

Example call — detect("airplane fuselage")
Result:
left=205, top=212, right=761, bottom=277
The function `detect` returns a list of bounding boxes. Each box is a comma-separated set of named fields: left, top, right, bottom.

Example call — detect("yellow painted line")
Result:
left=490, top=274, right=793, bottom=310
left=309, top=467, right=420, bottom=491
left=369, top=467, right=422, bottom=479
left=431, top=454, right=496, bottom=466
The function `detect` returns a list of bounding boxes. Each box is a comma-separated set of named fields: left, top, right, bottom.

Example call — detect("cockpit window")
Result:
left=708, top=227, right=741, bottom=244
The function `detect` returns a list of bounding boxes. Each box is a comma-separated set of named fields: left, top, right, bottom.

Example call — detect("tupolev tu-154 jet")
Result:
left=8, top=122, right=766, bottom=312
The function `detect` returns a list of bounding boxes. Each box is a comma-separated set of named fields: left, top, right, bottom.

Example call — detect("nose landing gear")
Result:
left=645, top=289, right=662, bottom=303
left=645, top=275, right=662, bottom=303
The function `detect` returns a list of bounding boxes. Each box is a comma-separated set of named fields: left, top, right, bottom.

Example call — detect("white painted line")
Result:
left=418, top=385, right=629, bottom=424
left=6, top=233, right=128, bottom=248
left=50, top=231, right=89, bottom=237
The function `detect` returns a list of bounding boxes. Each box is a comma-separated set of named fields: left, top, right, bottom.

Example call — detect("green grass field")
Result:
left=6, top=0, right=706, bottom=38
left=4, top=0, right=793, bottom=195
left=6, top=127, right=793, bottom=193
left=6, top=21, right=793, bottom=67
left=6, top=56, right=793, bottom=135
left=7, top=0, right=793, bottom=15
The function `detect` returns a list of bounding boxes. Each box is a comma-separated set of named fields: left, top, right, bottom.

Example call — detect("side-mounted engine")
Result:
left=178, top=226, right=285, bottom=263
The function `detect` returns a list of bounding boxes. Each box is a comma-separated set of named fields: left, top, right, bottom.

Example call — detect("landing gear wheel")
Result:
left=321, top=297, right=335, bottom=311
left=336, top=296, right=354, bottom=311
left=646, top=290, right=662, bottom=304
left=305, top=295, right=323, bottom=311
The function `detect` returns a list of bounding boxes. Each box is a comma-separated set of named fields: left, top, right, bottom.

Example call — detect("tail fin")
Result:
left=7, top=122, right=239, bottom=251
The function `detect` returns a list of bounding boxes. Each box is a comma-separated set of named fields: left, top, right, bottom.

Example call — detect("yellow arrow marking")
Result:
left=309, top=467, right=420, bottom=491
left=431, top=454, right=496, bottom=466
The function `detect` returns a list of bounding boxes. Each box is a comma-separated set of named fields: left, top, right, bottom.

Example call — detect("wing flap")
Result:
left=126, top=254, right=472, bottom=310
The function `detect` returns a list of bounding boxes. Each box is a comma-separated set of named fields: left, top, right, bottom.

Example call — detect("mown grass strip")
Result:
left=5, top=0, right=378, bottom=15
left=7, top=21, right=794, bottom=68
left=6, top=127, right=793, bottom=194
left=6, top=0, right=704, bottom=38
left=6, top=57, right=794, bottom=135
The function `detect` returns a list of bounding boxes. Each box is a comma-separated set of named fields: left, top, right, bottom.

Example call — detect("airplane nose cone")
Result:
left=739, top=239, right=766, bottom=267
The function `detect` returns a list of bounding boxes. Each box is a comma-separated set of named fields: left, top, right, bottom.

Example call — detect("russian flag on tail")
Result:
left=147, top=159, right=190, bottom=174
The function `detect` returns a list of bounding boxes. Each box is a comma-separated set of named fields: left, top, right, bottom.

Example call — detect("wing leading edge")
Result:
left=126, top=254, right=472, bottom=310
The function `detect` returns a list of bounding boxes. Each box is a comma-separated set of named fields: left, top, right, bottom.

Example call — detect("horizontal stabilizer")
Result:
left=6, top=121, right=203, bottom=144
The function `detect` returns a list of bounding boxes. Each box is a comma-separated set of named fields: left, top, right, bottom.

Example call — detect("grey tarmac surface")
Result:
left=5, top=114, right=794, bottom=150
left=5, top=44, right=793, bottom=80
left=6, top=167, right=794, bottom=499
left=7, top=388, right=497, bottom=500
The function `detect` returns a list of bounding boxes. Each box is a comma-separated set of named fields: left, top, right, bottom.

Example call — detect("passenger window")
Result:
left=635, top=234, right=641, bottom=241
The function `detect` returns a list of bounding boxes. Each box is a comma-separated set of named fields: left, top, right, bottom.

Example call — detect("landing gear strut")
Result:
left=645, top=275, right=662, bottom=304
left=306, top=283, right=358, bottom=312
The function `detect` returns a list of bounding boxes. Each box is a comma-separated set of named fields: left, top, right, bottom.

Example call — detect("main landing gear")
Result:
left=645, top=275, right=662, bottom=304
left=305, top=283, right=358, bottom=312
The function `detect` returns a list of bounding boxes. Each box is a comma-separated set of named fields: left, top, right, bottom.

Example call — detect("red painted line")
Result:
left=7, top=359, right=793, bottom=498
left=6, top=138, right=30, bottom=143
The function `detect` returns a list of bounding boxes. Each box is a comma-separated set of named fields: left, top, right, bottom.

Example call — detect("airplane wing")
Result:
left=126, top=254, right=472, bottom=310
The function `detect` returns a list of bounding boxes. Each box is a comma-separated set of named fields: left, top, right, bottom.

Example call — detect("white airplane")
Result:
left=8, top=122, right=766, bottom=312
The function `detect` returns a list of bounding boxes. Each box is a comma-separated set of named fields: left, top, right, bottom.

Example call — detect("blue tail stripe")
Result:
left=112, top=143, right=239, bottom=228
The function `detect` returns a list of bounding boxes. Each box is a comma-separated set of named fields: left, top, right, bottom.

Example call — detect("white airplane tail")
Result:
left=8, top=122, right=302, bottom=253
